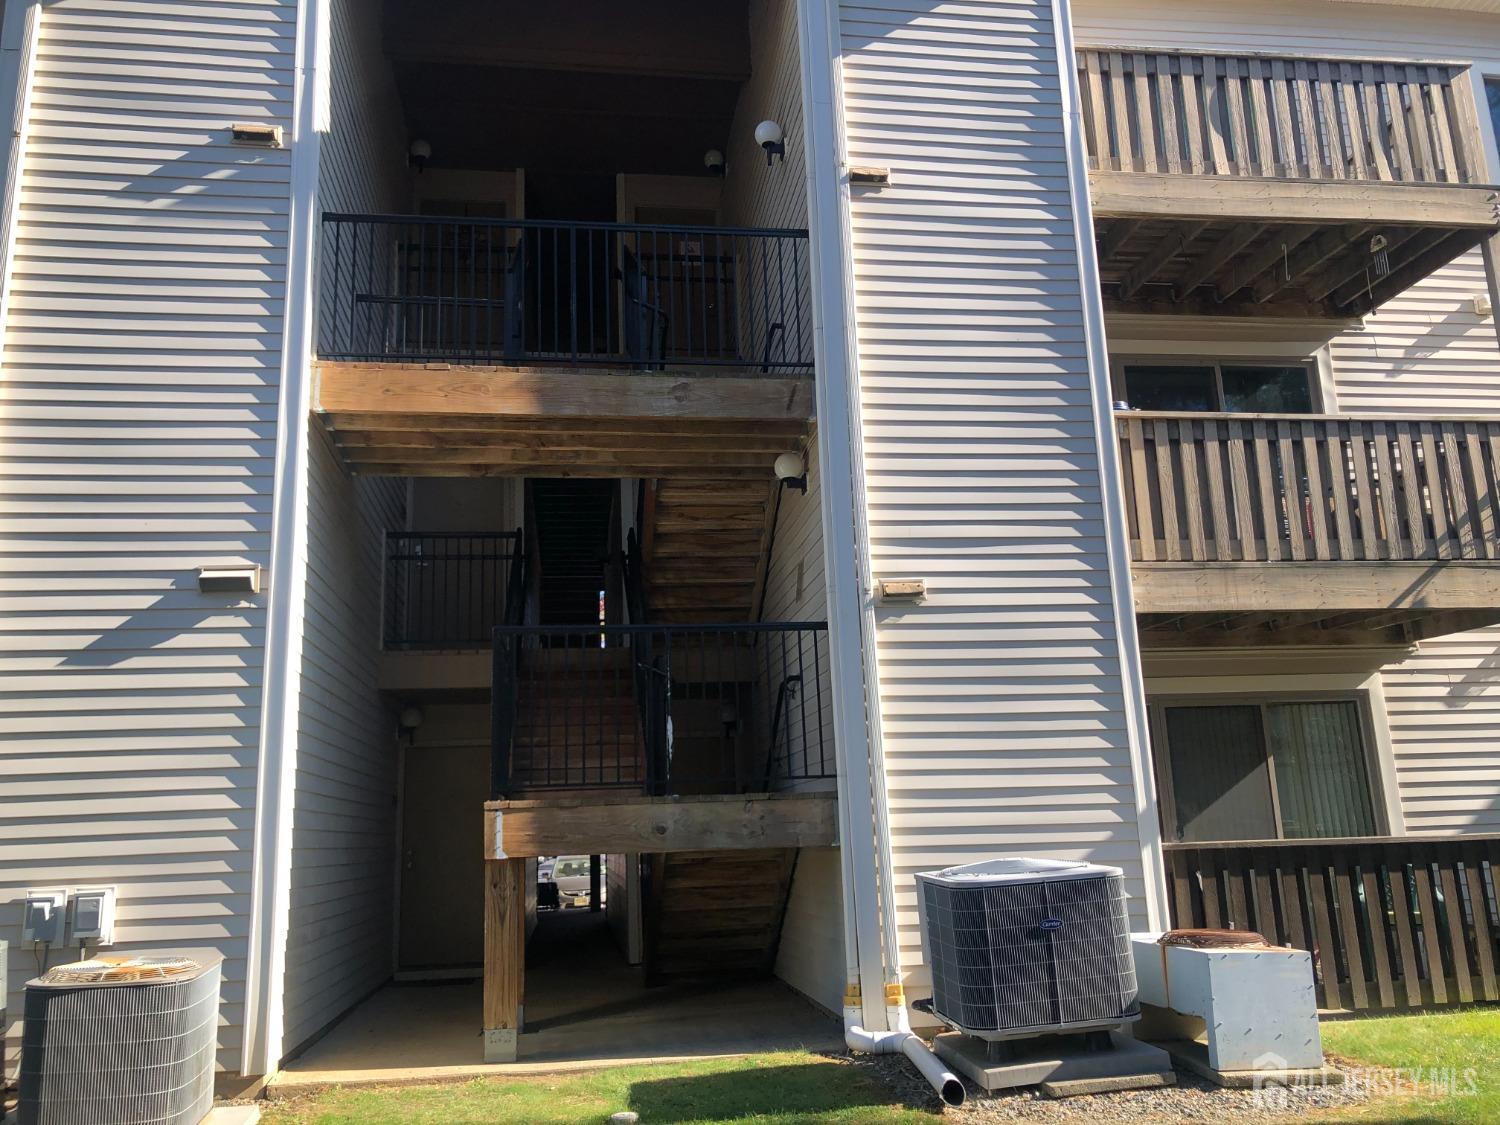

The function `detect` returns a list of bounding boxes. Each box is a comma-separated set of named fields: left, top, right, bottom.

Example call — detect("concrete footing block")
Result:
left=933, top=1031, right=1175, bottom=1094
left=483, top=1028, right=518, bottom=1063
left=1154, top=1038, right=1343, bottom=1089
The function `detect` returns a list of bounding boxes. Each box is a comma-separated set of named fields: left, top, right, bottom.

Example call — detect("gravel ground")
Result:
left=850, top=1051, right=1381, bottom=1123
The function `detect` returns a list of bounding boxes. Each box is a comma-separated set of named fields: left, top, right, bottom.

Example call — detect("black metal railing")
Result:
left=319, top=213, right=813, bottom=372
left=490, top=622, right=832, bottom=799
left=383, top=530, right=523, bottom=649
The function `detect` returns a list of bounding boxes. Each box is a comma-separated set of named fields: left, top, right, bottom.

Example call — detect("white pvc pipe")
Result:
left=845, top=1014, right=966, bottom=1108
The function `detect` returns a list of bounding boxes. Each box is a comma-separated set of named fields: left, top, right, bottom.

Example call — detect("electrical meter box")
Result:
left=70, top=888, right=117, bottom=945
left=22, top=891, right=66, bottom=946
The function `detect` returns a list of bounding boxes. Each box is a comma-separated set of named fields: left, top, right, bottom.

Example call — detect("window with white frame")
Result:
left=1151, top=697, right=1381, bottom=843
left=1114, top=359, right=1316, bottom=414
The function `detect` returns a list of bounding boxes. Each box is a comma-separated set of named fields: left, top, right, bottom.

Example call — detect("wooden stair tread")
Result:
left=644, top=847, right=797, bottom=982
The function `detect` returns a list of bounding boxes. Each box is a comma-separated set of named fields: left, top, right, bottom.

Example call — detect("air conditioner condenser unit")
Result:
left=916, top=858, right=1140, bottom=1041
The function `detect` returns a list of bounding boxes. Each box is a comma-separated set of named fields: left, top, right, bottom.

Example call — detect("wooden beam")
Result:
left=1090, top=170, right=1500, bottom=227
left=1100, top=218, right=1143, bottom=260
left=1131, top=561, right=1500, bottom=614
left=340, top=445, right=779, bottom=469
left=325, top=412, right=811, bottom=437
left=1118, top=222, right=1208, bottom=299
left=1215, top=225, right=1316, bottom=302
left=1250, top=224, right=1371, bottom=304
left=1138, top=608, right=1500, bottom=648
left=483, top=857, right=526, bottom=1063
left=1101, top=293, right=1331, bottom=320
left=1304, top=227, right=1425, bottom=303
left=313, top=362, right=816, bottom=422
left=335, top=429, right=802, bottom=454
left=351, top=461, right=775, bottom=480
left=1171, top=222, right=1261, bottom=300
left=1339, top=229, right=1485, bottom=315
left=485, top=791, right=836, bottom=857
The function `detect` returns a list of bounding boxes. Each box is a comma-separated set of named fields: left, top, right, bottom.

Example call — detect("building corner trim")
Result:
left=1049, top=0, right=1170, bottom=929
left=241, top=0, right=329, bottom=1078
left=795, top=0, right=891, bottom=1031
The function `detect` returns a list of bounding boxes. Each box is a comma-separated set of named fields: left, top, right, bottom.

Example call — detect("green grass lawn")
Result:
left=1319, top=1007, right=1500, bottom=1123
left=259, top=1051, right=935, bottom=1125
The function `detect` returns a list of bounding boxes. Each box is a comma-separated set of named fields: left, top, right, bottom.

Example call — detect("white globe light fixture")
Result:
left=774, top=451, right=807, bottom=493
left=754, top=119, right=786, bottom=165
left=703, top=148, right=725, bottom=177
left=408, top=138, right=432, bottom=173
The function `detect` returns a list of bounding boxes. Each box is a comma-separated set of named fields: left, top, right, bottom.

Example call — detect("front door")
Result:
left=399, top=741, right=488, bottom=970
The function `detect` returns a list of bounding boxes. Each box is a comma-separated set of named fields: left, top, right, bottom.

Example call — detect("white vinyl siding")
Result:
left=1073, top=0, right=1500, bottom=840
left=277, top=0, right=409, bottom=1057
left=836, top=0, right=1151, bottom=1004
left=0, top=0, right=296, bottom=1074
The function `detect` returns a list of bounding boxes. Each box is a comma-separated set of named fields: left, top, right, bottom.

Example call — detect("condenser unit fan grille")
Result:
left=20, top=957, right=220, bottom=1125
left=921, top=868, right=1138, bottom=1036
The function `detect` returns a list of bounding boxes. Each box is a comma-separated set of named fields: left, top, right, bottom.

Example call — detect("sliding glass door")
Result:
left=1156, top=698, right=1378, bottom=842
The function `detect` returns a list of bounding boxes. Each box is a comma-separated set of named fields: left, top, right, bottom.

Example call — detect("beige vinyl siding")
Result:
left=281, top=427, right=403, bottom=1056
left=0, top=0, right=296, bottom=1073
left=1072, top=0, right=1500, bottom=840
left=277, top=0, right=409, bottom=1056
left=836, top=0, right=1150, bottom=1002
left=760, top=436, right=834, bottom=788
left=759, top=441, right=841, bottom=1009
left=772, top=846, right=844, bottom=1014
left=723, top=0, right=807, bottom=231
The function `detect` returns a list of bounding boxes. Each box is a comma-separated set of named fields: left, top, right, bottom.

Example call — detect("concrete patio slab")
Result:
left=269, top=910, right=840, bottom=1095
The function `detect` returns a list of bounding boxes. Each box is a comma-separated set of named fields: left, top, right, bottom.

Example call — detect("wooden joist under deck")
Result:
left=1091, top=175, right=1498, bottom=318
left=1133, top=561, right=1500, bottom=616
left=313, top=361, right=814, bottom=478
left=484, top=791, right=837, bottom=858
left=1138, top=606, right=1500, bottom=648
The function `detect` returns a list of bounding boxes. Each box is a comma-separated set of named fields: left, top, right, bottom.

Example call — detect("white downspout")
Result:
left=796, top=0, right=963, bottom=1106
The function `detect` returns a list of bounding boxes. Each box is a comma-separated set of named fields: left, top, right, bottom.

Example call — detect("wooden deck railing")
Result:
left=1116, top=412, right=1500, bottom=563
left=1166, top=837, right=1500, bottom=1012
left=1077, top=49, right=1485, bottom=184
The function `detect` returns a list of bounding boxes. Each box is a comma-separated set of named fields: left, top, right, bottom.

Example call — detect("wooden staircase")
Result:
left=511, top=645, right=646, bottom=792
left=645, top=848, right=797, bottom=981
left=530, top=478, right=615, bottom=624
left=640, top=478, right=776, bottom=623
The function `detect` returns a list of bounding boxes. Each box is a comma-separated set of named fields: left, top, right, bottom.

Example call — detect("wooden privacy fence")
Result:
left=1117, top=412, right=1500, bottom=563
left=1076, top=49, right=1484, bottom=184
left=1165, top=837, right=1500, bottom=1012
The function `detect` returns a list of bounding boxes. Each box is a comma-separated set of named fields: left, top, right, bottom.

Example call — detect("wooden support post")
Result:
left=589, top=854, right=602, bottom=913
left=483, top=857, right=526, bottom=1062
left=1481, top=233, right=1500, bottom=354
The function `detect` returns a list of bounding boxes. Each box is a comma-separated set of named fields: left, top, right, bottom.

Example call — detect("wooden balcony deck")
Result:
left=313, top=361, right=813, bottom=479
left=1118, top=411, right=1500, bottom=644
left=1077, top=49, right=1500, bottom=318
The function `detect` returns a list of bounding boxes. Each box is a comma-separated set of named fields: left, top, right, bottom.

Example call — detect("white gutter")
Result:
left=1049, top=0, right=1170, bottom=930
left=242, top=0, right=330, bottom=1077
left=795, top=0, right=963, bottom=1107
left=0, top=1, right=42, bottom=343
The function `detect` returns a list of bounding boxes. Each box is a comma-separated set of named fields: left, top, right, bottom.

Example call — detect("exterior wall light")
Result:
left=774, top=451, right=807, bottom=493
left=754, top=119, right=785, bottom=165
left=408, top=138, right=432, bottom=173
left=399, top=705, right=425, bottom=731
left=704, top=148, right=725, bottom=177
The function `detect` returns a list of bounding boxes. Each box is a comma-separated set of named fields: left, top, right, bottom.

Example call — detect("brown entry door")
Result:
left=399, top=742, right=488, bottom=970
